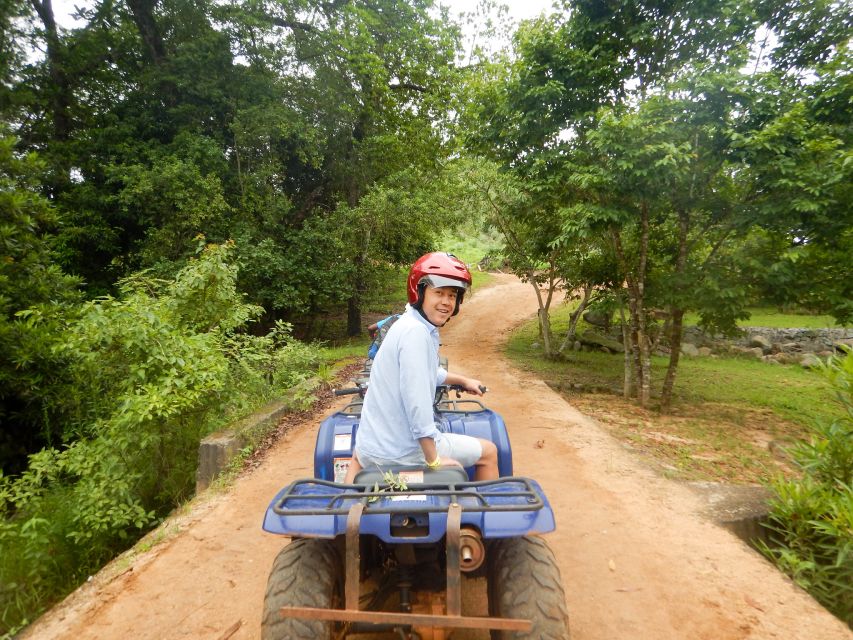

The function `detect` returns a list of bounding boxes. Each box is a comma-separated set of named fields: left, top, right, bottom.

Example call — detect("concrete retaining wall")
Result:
left=195, top=378, right=321, bottom=493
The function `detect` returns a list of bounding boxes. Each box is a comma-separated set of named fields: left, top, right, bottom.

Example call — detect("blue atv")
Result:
left=261, top=368, right=570, bottom=639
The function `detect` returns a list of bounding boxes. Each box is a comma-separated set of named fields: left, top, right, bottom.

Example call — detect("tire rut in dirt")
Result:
left=261, top=537, right=343, bottom=640
left=487, top=535, right=570, bottom=640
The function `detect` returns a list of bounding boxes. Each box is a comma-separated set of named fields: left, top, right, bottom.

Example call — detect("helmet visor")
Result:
left=418, top=274, right=469, bottom=291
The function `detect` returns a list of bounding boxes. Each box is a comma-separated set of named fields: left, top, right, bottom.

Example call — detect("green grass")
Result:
left=685, top=306, right=845, bottom=329
left=505, top=302, right=847, bottom=483
left=512, top=304, right=842, bottom=426
left=437, top=228, right=502, bottom=267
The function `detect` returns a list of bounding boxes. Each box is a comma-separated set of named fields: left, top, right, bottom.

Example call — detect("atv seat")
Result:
left=354, top=465, right=469, bottom=487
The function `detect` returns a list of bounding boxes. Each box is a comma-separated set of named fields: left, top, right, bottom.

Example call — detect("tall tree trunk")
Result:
left=611, top=209, right=651, bottom=407
left=636, top=204, right=651, bottom=407
left=539, top=307, right=552, bottom=355
left=559, top=286, right=591, bottom=353
left=526, top=268, right=554, bottom=357
left=342, top=95, right=371, bottom=337
left=660, top=209, right=690, bottom=410
left=346, top=200, right=369, bottom=337
left=661, top=308, right=684, bottom=410
left=619, top=299, right=633, bottom=398
left=611, top=228, right=644, bottom=401
left=29, top=0, right=72, bottom=194
left=126, top=0, right=166, bottom=63
left=30, top=0, right=70, bottom=141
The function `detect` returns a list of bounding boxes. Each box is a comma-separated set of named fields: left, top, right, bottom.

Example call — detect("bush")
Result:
left=0, top=135, right=82, bottom=473
left=0, top=241, right=321, bottom=635
left=761, top=348, right=853, bottom=626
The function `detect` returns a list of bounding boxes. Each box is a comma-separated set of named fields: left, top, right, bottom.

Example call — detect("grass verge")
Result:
left=685, top=306, right=845, bottom=329
left=506, top=303, right=844, bottom=484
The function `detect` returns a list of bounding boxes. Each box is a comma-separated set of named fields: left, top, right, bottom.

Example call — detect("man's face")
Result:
left=421, top=286, right=458, bottom=326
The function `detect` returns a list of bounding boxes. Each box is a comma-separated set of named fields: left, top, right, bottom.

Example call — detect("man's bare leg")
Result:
left=473, top=439, right=499, bottom=480
left=344, top=455, right=362, bottom=484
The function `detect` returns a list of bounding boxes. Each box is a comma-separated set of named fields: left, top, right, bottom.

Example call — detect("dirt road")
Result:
left=23, top=274, right=851, bottom=640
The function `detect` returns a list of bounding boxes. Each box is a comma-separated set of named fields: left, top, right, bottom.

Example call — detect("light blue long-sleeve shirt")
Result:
left=355, top=305, right=448, bottom=461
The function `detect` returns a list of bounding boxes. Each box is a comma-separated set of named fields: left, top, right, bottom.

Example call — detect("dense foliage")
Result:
left=0, top=134, right=82, bottom=473
left=761, top=349, right=853, bottom=626
left=459, top=0, right=851, bottom=409
left=3, top=0, right=462, bottom=321
left=0, top=241, right=321, bottom=634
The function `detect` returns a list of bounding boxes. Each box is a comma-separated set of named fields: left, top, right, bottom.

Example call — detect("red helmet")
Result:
left=407, top=252, right=472, bottom=316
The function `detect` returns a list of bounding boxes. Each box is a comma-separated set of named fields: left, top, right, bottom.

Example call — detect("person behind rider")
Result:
left=366, top=313, right=400, bottom=360
left=344, top=252, right=499, bottom=483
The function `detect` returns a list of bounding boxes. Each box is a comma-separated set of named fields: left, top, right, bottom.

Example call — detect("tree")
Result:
left=736, top=50, right=853, bottom=324
left=460, top=0, right=851, bottom=408
left=0, top=134, right=80, bottom=473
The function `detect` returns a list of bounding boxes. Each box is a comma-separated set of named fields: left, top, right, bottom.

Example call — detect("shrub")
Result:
left=761, top=348, right=853, bottom=626
left=0, top=241, right=321, bottom=635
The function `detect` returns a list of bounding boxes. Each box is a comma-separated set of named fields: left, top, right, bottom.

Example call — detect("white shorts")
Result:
left=356, top=433, right=483, bottom=470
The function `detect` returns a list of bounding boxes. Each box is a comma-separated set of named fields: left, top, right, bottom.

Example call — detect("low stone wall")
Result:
left=683, top=326, right=853, bottom=354
left=680, top=326, right=853, bottom=366
left=574, top=322, right=852, bottom=367
left=689, top=481, right=775, bottom=548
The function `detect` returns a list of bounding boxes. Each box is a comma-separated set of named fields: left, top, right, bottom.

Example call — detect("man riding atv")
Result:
left=345, top=252, right=499, bottom=483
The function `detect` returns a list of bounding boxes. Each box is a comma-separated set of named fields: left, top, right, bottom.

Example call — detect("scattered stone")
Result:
left=683, top=326, right=853, bottom=357
left=578, top=330, right=625, bottom=353
left=799, top=353, right=822, bottom=369
left=681, top=342, right=700, bottom=357
left=770, top=352, right=795, bottom=365
left=834, top=338, right=853, bottom=351
left=583, top=309, right=612, bottom=330
left=749, top=334, right=772, bottom=353
left=747, top=347, right=765, bottom=359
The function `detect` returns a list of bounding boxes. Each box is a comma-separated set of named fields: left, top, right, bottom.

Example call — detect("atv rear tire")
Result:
left=261, top=538, right=343, bottom=640
left=487, top=535, right=570, bottom=639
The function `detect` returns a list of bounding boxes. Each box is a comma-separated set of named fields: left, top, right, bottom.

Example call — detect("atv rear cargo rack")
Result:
left=271, top=476, right=546, bottom=516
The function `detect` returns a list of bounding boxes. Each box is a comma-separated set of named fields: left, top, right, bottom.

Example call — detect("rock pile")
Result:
left=577, top=310, right=852, bottom=367
left=679, top=327, right=853, bottom=367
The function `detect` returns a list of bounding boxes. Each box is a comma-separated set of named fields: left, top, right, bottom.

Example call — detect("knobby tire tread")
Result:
left=488, top=535, right=570, bottom=640
left=261, top=537, right=342, bottom=640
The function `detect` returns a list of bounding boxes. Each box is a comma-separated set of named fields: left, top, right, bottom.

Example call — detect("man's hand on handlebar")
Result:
left=443, top=372, right=486, bottom=396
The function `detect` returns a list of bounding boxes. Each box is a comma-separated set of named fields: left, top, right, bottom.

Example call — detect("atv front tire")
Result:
left=261, top=537, right=343, bottom=640
left=487, top=535, right=570, bottom=640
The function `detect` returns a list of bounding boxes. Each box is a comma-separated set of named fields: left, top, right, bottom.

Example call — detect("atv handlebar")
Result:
left=335, top=383, right=487, bottom=397
left=333, top=386, right=366, bottom=397
left=440, top=384, right=488, bottom=396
